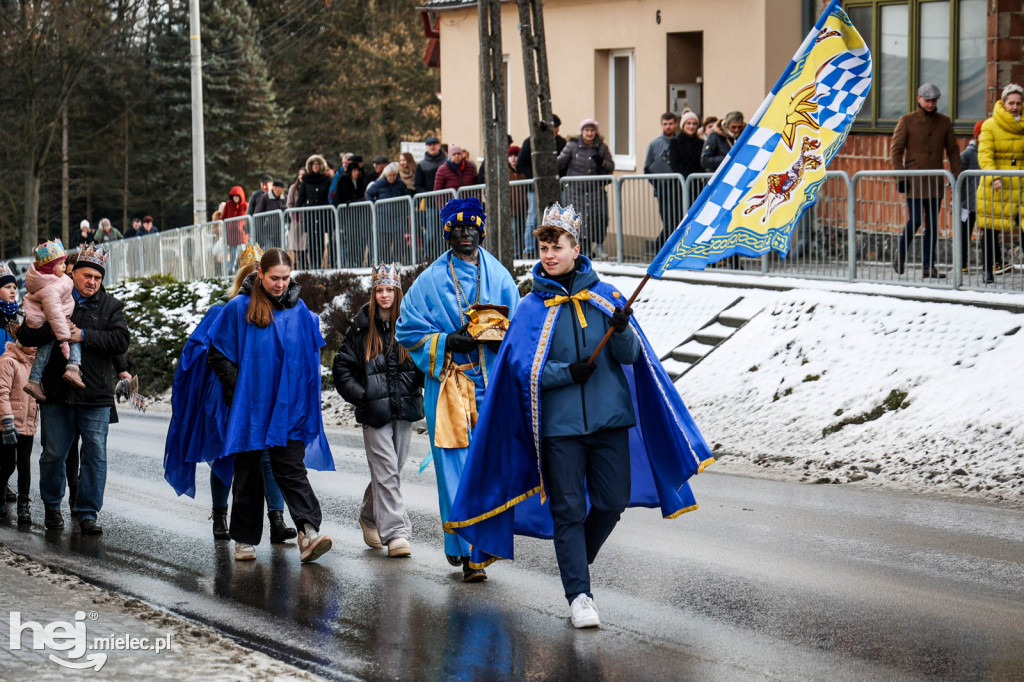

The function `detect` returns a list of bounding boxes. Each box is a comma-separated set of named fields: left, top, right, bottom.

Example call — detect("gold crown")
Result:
left=35, top=239, right=66, bottom=265
left=237, top=243, right=264, bottom=270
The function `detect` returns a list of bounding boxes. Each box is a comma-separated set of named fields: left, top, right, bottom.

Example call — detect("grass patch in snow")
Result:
left=822, top=389, right=910, bottom=437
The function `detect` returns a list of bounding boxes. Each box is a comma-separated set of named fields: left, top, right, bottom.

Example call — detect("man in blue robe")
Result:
left=395, top=197, right=520, bottom=582
left=446, top=203, right=713, bottom=627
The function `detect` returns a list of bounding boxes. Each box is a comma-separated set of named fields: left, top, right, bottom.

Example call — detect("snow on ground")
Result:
left=598, top=269, right=1024, bottom=507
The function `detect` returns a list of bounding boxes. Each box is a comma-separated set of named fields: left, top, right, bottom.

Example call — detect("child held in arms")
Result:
left=23, top=239, right=85, bottom=400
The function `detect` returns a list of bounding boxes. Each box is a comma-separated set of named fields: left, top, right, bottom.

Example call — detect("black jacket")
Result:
left=298, top=172, right=333, bottom=207
left=413, top=151, right=447, bottom=194
left=332, top=305, right=424, bottom=428
left=669, top=132, right=704, bottom=178
left=516, top=135, right=568, bottom=179
left=252, top=191, right=287, bottom=214
left=333, top=173, right=368, bottom=206
left=17, top=286, right=130, bottom=408
left=701, top=131, right=734, bottom=172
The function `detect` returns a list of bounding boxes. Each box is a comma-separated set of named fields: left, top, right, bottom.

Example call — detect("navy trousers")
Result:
left=541, top=427, right=631, bottom=604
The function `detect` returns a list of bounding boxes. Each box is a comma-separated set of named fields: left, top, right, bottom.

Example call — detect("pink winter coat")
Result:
left=24, top=264, right=75, bottom=341
left=0, top=342, right=39, bottom=435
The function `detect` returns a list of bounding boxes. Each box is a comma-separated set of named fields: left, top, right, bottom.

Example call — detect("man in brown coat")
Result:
left=890, top=82, right=962, bottom=278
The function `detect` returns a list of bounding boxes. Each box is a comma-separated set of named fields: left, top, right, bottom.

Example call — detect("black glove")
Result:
left=568, top=361, right=597, bottom=384
left=610, top=307, right=632, bottom=333
left=1, top=417, right=16, bottom=446
left=446, top=333, right=479, bottom=354
left=897, top=180, right=906, bottom=194
left=592, top=155, right=605, bottom=171
left=485, top=339, right=502, bottom=353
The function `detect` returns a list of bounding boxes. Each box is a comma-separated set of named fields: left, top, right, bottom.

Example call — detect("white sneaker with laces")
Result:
left=569, top=594, right=600, bottom=628
left=234, top=542, right=256, bottom=561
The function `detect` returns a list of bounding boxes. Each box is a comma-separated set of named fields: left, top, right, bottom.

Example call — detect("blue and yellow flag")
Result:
left=649, top=0, right=871, bottom=276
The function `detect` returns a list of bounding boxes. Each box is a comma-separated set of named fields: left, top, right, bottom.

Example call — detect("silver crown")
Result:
left=372, top=262, right=401, bottom=289
left=77, top=243, right=109, bottom=270
left=541, top=203, right=582, bottom=241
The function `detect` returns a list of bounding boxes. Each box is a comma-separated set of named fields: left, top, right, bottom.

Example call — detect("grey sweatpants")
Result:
left=360, top=420, right=413, bottom=544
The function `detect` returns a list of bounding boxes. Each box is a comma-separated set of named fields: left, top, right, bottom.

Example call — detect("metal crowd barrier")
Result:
left=373, top=196, right=416, bottom=266
left=954, top=169, right=1024, bottom=291
left=413, top=189, right=456, bottom=263
left=560, top=175, right=617, bottom=261
left=94, top=170, right=1024, bottom=297
left=337, top=201, right=376, bottom=268
left=617, top=173, right=686, bottom=264
left=283, top=205, right=338, bottom=271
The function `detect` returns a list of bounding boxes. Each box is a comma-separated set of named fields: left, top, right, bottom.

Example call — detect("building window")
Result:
left=609, top=50, right=635, bottom=170
left=847, top=0, right=985, bottom=130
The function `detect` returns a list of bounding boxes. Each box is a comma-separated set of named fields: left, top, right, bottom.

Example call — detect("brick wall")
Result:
left=988, top=0, right=1024, bottom=109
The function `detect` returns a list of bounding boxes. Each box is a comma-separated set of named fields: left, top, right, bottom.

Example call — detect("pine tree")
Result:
left=139, top=0, right=287, bottom=225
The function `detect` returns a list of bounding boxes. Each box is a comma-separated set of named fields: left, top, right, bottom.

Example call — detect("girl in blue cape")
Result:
left=205, top=248, right=334, bottom=564
left=446, top=203, right=713, bottom=628
left=163, top=244, right=311, bottom=544
left=395, top=197, right=520, bottom=582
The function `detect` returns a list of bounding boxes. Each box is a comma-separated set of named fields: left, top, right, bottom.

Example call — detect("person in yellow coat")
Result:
left=977, top=83, right=1024, bottom=282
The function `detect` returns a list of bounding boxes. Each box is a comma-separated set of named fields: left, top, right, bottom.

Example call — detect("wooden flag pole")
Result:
left=586, top=274, right=651, bottom=364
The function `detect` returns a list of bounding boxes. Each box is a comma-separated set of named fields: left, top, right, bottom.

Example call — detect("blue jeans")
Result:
left=524, top=190, right=538, bottom=256
left=541, top=427, right=631, bottom=604
left=210, top=451, right=284, bottom=511
left=900, top=197, right=942, bottom=269
left=30, top=340, right=82, bottom=382
left=39, top=404, right=109, bottom=520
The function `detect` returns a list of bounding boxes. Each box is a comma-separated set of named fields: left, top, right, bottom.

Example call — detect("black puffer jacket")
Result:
left=701, top=131, right=734, bottom=171
left=332, top=304, right=424, bottom=428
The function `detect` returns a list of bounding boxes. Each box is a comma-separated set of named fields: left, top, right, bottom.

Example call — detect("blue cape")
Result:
left=446, top=277, right=714, bottom=568
left=206, top=295, right=333, bottom=468
left=163, top=303, right=233, bottom=497
left=163, top=295, right=333, bottom=498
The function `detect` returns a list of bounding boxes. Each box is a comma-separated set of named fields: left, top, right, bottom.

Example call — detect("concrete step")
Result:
left=661, top=357, right=690, bottom=381
left=670, top=340, right=713, bottom=364
left=694, top=322, right=735, bottom=346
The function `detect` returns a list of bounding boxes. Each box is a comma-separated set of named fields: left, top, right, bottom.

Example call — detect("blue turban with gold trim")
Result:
left=440, top=197, right=486, bottom=241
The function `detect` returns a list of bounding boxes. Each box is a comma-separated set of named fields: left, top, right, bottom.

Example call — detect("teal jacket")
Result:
left=534, top=256, right=640, bottom=437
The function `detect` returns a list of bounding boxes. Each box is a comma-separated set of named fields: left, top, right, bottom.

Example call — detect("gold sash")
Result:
left=544, top=290, right=592, bottom=328
left=433, top=360, right=480, bottom=448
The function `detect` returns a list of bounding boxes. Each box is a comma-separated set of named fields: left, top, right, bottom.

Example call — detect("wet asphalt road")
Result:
left=1, top=412, right=1022, bottom=681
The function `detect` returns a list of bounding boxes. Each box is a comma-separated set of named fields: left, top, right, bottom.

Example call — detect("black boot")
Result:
left=212, top=508, right=229, bottom=540
left=269, top=510, right=297, bottom=543
left=44, top=507, right=64, bottom=530
left=17, top=496, right=30, bottom=525
left=68, top=487, right=78, bottom=517
left=4, top=484, right=14, bottom=502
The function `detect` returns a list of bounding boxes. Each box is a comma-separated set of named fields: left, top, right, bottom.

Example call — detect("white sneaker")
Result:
left=569, top=594, right=600, bottom=628
left=234, top=542, right=256, bottom=561
left=299, top=529, right=333, bottom=563
left=387, top=537, right=412, bottom=557
left=359, top=518, right=383, bottom=549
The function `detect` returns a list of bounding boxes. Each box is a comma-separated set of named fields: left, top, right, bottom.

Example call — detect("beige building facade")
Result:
left=422, top=0, right=804, bottom=172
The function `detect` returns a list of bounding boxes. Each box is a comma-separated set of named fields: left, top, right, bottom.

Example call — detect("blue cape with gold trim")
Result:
left=446, top=277, right=714, bottom=567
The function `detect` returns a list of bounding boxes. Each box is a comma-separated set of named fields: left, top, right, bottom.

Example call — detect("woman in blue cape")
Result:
left=205, top=248, right=334, bottom=564
left=446, top=203, right=713, bottom=628
left=395, top=197, right=520, bottom=582
left=163, top=245, right=309, bottom=544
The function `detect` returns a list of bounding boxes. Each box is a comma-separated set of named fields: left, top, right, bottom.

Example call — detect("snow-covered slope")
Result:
left=600, top=270, right=1024, bottom=506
